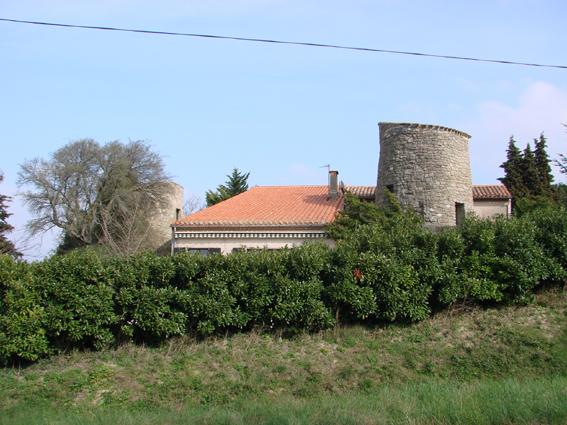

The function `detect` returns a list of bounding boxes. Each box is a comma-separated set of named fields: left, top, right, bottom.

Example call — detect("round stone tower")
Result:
left=375, top=122, right=473, bottom=227
left=150, top=181, right=184, bottom=252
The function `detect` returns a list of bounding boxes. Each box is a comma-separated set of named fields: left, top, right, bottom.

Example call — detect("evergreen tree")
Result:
left=534, top=133, right=553, bottom=195
left=206, top=168, right=250, bottom=206
left=522, top=143, right=540, bottom=196
left=499, top=136, right=527, bottom=198
left=0, top=174, right=22, bottom=258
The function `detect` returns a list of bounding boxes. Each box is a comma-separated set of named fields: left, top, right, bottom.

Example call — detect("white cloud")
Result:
left=463, top=81, right=567, bottom=184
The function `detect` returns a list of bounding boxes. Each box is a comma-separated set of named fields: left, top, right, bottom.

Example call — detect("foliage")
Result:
left=0, top=256, right=49, bottom=362
left=499, top=133, right=555, bottom=211
left=1, top=197, right=567, bottom=363
left=0, top=174, right=21, bottom=258
left=534, top=133, right=554, bottom=194
left=18, top=139, right=170, bottom=255
left=205, top=168, right=250, bottom=206
left=522, top=143, right=540, bottom=196
left=498, top=137, right=526, bottom=198
left=35, top=250, right=117, bottom=351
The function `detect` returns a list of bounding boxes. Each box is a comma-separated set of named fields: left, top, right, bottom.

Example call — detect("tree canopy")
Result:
left=206, top=168, right=250, bottom=206
left=0, top=174, right=22, bottom=258
left=499, top=137, right=526, bottom=198
left=534, top=133, right=554, bottom=195
left=499, top=133, right=554, bottom=204
left=18, top=139, right=170, bottom=255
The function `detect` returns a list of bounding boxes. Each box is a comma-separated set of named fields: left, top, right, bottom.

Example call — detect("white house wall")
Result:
left=173, top=230, right=335, bottom=254
left=471, top=199, right=511, bottom=219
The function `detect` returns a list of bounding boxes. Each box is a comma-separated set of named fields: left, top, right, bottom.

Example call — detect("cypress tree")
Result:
left=534, top=133, right=553, bottom=195
left=499, top=136, right=527, bottom=198
left=522, top=143, right=540, bottom=196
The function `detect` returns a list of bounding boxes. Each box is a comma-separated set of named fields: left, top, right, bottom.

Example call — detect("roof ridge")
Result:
left=251, top=185, right=327, bottom=188
left=472, top=183, right=506, bottom=186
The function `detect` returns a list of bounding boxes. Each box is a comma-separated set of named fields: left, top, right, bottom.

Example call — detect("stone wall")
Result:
left=151, top=182, right=184, bottom=252
left=376, top=122, right=473, bottom=227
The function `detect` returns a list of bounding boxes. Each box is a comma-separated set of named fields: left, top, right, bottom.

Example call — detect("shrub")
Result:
left=180, top=266, right=241, bottom=335
left=432, top=229, right=466, bottom=306
left=269, top=275, right=334, bottom=331
left=113, top=253, right=187, bottom=342
left=223, top=250, right=281, bottom=329
left=526, top=206, right=567, bottom=272
left=324, top=244, right=376, bottom=322
left=35, top=250, right=117, bottom=350
left=358, top=252, right=431, bottom=322
left=328, top=209, right=434, bottom=322
left=460, top=216, right=564, bottom=303
left=2, top=193, right=567, bottom=363
left=0, top=256, right=49, bottom=363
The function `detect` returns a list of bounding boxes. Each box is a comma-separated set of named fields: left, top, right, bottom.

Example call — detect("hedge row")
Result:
left=1, top=204, right=567, bottom=363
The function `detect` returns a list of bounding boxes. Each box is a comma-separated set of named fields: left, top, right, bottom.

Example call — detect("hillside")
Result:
left=1, top=286, right=566, bottom=424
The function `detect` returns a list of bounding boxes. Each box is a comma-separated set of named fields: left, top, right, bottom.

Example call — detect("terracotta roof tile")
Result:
left=344, top=185, right=375, bottom=200
left=174, top=186, right=343, bottom=227
left=345, top=184, right=512, bottom=201
left=472, top=185, right=512, bottom=200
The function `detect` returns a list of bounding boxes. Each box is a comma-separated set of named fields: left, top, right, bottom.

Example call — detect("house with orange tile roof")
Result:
left=172, top=172, right=344, bottom=255
left=171, top=172, right=511, bottom=255
left=171, top=122, right=513, bottom=255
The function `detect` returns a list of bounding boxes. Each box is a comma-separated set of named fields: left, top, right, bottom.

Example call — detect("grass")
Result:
left=1, top=286, right=566, bottom=424
left=2, top=377, right=567, bottom=425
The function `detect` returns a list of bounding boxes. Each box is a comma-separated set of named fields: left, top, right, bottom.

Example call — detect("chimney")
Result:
left=328, top=170, right=339, bottom=199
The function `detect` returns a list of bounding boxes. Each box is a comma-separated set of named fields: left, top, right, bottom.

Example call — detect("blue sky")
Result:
left=1, top=0, right=566, bottom=259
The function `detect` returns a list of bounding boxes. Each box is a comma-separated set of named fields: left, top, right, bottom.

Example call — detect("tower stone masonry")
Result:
left=375, top=122, right=473, bottom=227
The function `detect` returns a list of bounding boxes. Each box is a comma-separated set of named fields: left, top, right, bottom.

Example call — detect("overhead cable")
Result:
left=1, top=17, right=565, bottom=70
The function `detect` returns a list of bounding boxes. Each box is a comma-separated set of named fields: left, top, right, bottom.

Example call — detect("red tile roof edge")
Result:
left=173, top=185, right=343, bottom=227
left=471, top=184, right=512, bottom=200
left=345, top=184, right=512, bottom=200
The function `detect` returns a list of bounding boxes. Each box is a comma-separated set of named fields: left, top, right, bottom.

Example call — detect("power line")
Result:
left=1, top=17, right=566, bottom=70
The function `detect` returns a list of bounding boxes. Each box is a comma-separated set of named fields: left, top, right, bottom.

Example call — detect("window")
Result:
left=232, top=247, right=279, bottom=253
left=385, top=184, right=394, bottom=194
left=455, top=202, right=465, bottom=226
left=174, top=247, right=221, bottom=256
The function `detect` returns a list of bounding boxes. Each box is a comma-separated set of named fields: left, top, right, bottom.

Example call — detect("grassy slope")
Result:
left=1, top=287, right=566, bottom=424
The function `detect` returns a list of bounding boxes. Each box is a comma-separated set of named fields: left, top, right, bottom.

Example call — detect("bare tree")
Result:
left=183, top=193, right=205, bottom=216
left=18, top=139, right=170, bottom=255
left=556, top=124, right=567, bottom=175
left=99, top=191, right=162, bottom=256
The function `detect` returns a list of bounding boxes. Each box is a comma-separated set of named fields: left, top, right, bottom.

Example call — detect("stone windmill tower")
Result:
left=375, top=122, right=473, bottom=227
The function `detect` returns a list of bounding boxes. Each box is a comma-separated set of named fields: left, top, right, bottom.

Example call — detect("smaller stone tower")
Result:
left=150, top=181, right=184, bottom=252
left=376, top=122, right=473, bottom=227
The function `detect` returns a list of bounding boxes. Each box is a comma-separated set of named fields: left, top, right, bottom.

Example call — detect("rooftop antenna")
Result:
left=319, top=164, right=331, bottom=173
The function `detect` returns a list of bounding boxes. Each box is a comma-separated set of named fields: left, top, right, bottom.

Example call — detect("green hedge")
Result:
left=1, top=204, right=566, bottom=364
